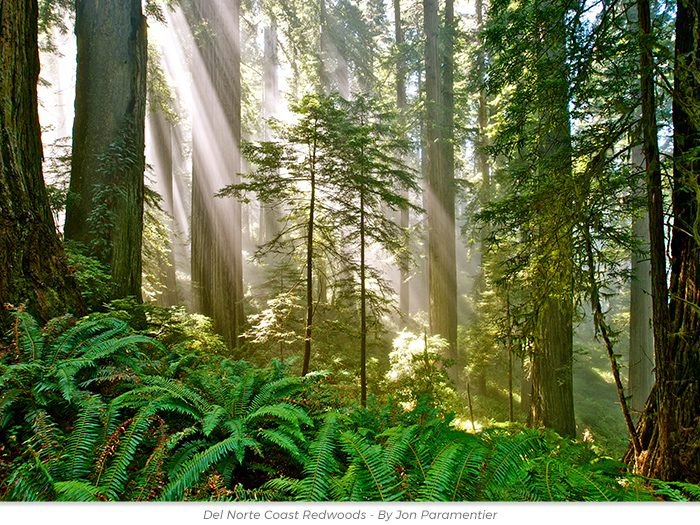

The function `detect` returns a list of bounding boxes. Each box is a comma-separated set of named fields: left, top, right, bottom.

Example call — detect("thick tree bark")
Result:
left=425, top=0, right=458, bottom=375
left=190, top=0, right=245, bottom=350
left=628, top=0, right=700, bottom=483
left=527, top=5, right=575, bottom=438
left=65, top=0, right=147, bottom=301
left=632, top=0, right=700, bottom=482
left=0, top=0, right=84, bottom=323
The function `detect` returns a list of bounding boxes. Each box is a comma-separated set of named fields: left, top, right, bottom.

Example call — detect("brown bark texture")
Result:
left=0, top=0, right=84, bottom=323
left=425, top=0, right=458, bottom=375
left=628, top=0, right=700, bottom=483
left=65, top=0, right=147, bottom=301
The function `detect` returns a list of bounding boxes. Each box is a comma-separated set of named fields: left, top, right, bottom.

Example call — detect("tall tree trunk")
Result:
left=629, top=207, right=655, bottom=417
left=0, top=0, right=84, bottom=324
left=190, top=0, right=245, bottom=350
left=148, top=106, right=179, bottom=307
left=260, top=20, right=280, bottom=243
left=65, top=0, right=147, bottom=301
left=395, top=0, right=410, bottom=320
left=527, top=5, right=575, bottom=438
left=631, top=0, right=700, bottom=482
left=425, top=0, right=458, bottom=376
left=624, top=0, right=655, bottom=422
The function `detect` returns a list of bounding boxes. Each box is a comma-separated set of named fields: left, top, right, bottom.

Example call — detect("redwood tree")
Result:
left=631, top=0, right=700, bottom=482
left=64, top=0, right=148, bottom=301
left=0, top=0, right=84, bottom=323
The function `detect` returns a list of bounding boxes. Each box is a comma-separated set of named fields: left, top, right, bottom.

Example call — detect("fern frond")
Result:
left=297, top=414, right=341, bottom=501
left=249, top=376, right=304, bottom=412
left=64, top=395, right=105, bottom=480
left=419, top=438, right=484, bottom=501
left=4, top=456, right=54, bottom=501
left=340, top=431, right=401, bottom=501
left=257, top=428, right=303, bottom=461
left=159, top=437, right=251, bottom=501
left=46, top=317, right=128, bottom=365
left=246, top=402, right=313, bottom=428
left=12, top=311, right=44, bottom=363
left=99, top=401, right=160, bottom=500
left=481, top=431, right=544, bottom=499
left=27, top=410, right=63, bottom=479
left=143, top=375, right=210, bottom=414
left=202, top=405, right=227, bottom=436
left=53, top=481, right=104, bottom=501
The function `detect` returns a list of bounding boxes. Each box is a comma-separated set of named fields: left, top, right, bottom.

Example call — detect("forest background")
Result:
left=0, top=0, right=699, bottom=501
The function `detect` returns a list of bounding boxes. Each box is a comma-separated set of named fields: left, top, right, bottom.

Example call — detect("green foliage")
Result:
left=0, top=312, right=664, bottom=502
left=385, top=331, right=457, bottom=410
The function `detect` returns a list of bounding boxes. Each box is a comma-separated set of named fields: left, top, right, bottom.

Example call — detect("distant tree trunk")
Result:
left=0, top=0, right=84, bottom=324
left=360, top=186, right=367, bottom=406
left=148, top=107, right=179, bottom=307
left=624, top=0, right=655, bottom=421
left=190, top=0, right=245, bottom=350
left=395, top=0, right=409, bottom=320
left=65, top=0, right=147, bottom=301
left=630, top=0, right=700, bottom=482
left=425, top=0, right=458, bottom=375
left=260, top=20, right=280, bottom=243
left=629, top=208, right=654, bottom=417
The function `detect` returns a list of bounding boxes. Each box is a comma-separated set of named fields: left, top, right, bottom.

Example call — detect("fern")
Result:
left=339, top=431, right=402, bottom=501
left=98, top=400, right=161, bottom=499
left=53, top=481, right=104, bottom=501
left=64, top=395, right=105, bottom=480
left=159, top=437, right=254, bottom=501
left=12, top=311, right=44, bottom=363
left=297, top=413, right=341, bottom=501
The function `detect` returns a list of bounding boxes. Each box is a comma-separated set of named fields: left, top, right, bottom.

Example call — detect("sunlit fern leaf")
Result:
left=51, top=363, right=89, bottom=403
left=331, top=464, right=361, bottom=501
left=297, top=413, right=341, bottom=501
left=12, top=311, right=44, bottom=363
left=159, top=437, right=255, bottom=501
left=99, top=399, right=161, bottom=500
left=221, top=418, right=261, bottom=463
left=53, top=481, right=104, bottom=501
left=166, top=438, right=206, bottom=478
left=79, top=334, right=163, bottom=362
left=194, top=374, right=230, bottom=407
left=202, top=405, right=227, bottom=436
left=339, top=430, right=402, bottom=501
left=64, top=395, right=105, bottom=481
left=234, top=370, right=259, bottom=417
left=45, top=317, right=128, bottom=366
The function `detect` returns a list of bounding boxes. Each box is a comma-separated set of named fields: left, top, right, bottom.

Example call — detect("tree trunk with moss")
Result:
left=629, top=0, right=700, bottom=482
left=0, top=0, right=84, bottom=324
left=64, top=0, right=147, bottom=301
